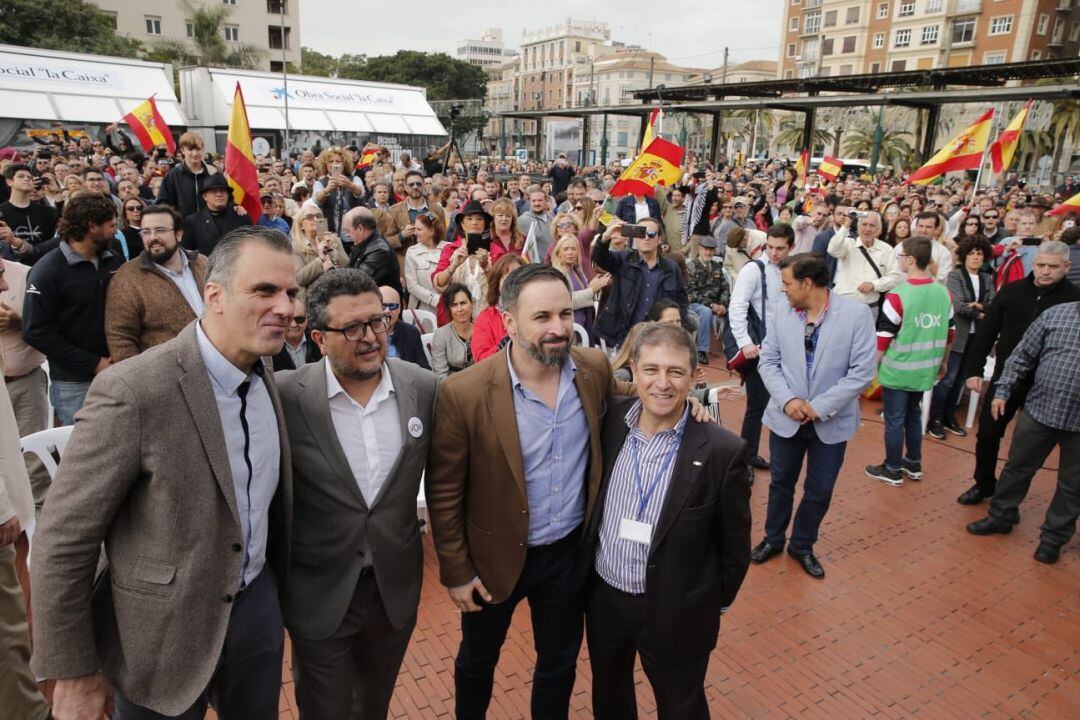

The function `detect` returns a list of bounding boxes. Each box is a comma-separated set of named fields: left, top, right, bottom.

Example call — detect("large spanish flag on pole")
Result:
left=610, top=137, right=684, bottom=198
left=906, top=108, right=995, bottom=185
left=989, top=100, right=1032, bottom=174
left=794, top=148, right=809, bottom=187
left=640, top=108, right=662, bottom=154
left=1047, top=191, right=1080, bottom=217
left=122, top=96, right=175, bottom=154
left=225, top=83, right=261, bottom=222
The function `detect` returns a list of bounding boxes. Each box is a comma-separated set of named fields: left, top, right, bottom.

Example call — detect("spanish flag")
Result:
left=817, top=156, right=843, bottom=183
left=355, top=142, right=380, bottom=171
left=794, top=148, right=809, bottom=187
left=1047, top=191, right=1080, bottom=217
left=122, top=96, right=175, bottom=154
left=225, top=83, right=261, bottom=222
left=907, top=108, right=995, bottom=186
left=990, top=100, right=1032, bottom=175
left=610, top=137, right=684, bottom=198
left=640, top=108, right=662, bottom=154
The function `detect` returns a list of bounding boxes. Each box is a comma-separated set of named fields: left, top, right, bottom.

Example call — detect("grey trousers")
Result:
left=988, top=410, right=1080, bottom=548
left=0, top=544, right=50, bottom=720
left=6, top=367, right=50, bottom=512
left=291, top=573, right=415, bottom=720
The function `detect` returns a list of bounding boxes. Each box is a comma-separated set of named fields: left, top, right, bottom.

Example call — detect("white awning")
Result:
left=0, top=45, right=184, bottom=124
left=183, top=67, right=446, bottom=137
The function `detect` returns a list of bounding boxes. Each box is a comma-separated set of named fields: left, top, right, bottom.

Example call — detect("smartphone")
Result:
left=1021, top=236, right=1042, bottom=246
left=1063, top=220, right=1076, bottom=230
left=466, top=232, right=491, bottom=254
left=622, top=224, right=647, bottom=239
left=316, top=218, right=329, bottom=236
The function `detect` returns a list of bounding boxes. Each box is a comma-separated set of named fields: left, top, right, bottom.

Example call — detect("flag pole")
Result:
left=969, top=107, right=997, bottom=207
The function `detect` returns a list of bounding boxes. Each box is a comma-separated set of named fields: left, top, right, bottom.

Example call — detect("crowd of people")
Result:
left=0, top=128, right=1078, bottom=720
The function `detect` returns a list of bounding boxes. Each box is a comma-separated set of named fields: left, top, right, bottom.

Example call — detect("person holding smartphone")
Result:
left=291, top=205, right=348, bottom=289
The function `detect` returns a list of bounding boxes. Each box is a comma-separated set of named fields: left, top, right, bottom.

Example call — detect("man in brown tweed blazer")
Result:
left=105, top=204, right=208, bottom=363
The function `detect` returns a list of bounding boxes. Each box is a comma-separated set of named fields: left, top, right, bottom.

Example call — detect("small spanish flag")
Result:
left=990, top=100, right=1032, bottom=175
left=225, top=83, right=261, bottom=222
left=355, top=142, right=380, bottom=171
left=817, top=156, right=843, bottom=183
left=907, top=108, right=995, bottom=186
left=1047, top=191, right=1080, bottom=217
left=122, top=96, right=175, bottom=155
left=610, top=137, right=684, bottom=198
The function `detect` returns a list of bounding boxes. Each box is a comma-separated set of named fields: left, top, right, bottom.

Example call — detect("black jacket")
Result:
left=22, top=242, right=125, bottom=382
left=964, top=274, right=1080, bottom=382
left=592, top=238, right=688, bottom=346
left=157, top=163, right=218, bottom=218
left=182, top=207, right=252, bottom=257
left=615, top=195, right=661, bottom=224
left=348, top=232, right=402, bottom=295
left=584, top=396, right=751, bottom=663
left=271, top=336, right=323, bottom=371
left=389, top=321, right=430, bottom=370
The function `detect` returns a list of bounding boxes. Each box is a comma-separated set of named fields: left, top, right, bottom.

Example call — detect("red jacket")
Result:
left=432, top=235, right=512, bottom=326
left=471, top=306, right=507, bottom=361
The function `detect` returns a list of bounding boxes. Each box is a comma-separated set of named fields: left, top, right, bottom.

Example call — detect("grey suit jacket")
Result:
left=30, top=322, right=292, bottom=716
left=758, top=292, right=877, bottom=445
left=276, top=357, right=438, bottom=640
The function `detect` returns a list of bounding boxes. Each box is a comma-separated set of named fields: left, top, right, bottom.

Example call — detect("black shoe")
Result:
left=751, top=540, right=783, bottom=564
left=698, top=351, right=710, bottom=366
left=787, top=549, right=825, bottom=578
left=967, top=516, right=1014, bottom=536
left=1034, top=542, right=1061, bottom=565
left=865, top=463, right=903, bottom=486
left=957, top=485, right=989, bottom=505
left=926, top=419, right=946, bottom=439
left=942, top=418, right=968, bottom=437
left=902, top=459, right=923, bottom=481
left=747, top=455, right=770, bottom=470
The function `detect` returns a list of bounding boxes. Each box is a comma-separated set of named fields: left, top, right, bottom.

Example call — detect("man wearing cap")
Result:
left=712, top=196, right=756, bottom=243
left=181, top=174, right=253, bottom=256
left=685, top=237, right=729, bottom=366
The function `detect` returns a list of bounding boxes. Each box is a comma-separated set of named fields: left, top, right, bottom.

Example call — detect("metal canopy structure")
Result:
left=495, top=58, right=1080, bottom=166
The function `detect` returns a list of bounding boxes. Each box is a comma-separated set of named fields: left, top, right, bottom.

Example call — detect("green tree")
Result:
left=299, top=47, right=367, bottom=78
left=773, top=116, right=834, bottom=155
left=145, top=1, right=263, bottom=70
left=0, top=0, right=142, bottom=57
left=843, top=128, right=915, bottom=170
left=347, top=51, right=487, bottom=100
left=1048, top=97, right=1080, bottom=180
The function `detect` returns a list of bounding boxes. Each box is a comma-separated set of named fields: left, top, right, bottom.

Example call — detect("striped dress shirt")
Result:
left=595, top=400, right=689, bottom=595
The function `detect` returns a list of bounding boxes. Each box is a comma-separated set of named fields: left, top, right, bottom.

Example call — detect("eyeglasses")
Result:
left=406, top=181, right=424, bottom=188
left=289, top=316, right=307, bottom=326
left=321, top=316, right=390, bottom=340
left=965, top=221, right=979, bottom=226
left=381, top=302, right=400, bottom=311
left=126, top=206, right=142, bottom=213
left=139, top=227, right=175, bottom=238
left=983, top=213, right=999, bottom=219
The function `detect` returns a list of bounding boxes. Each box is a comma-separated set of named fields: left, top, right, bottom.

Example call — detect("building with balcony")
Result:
left=91, top=0, right=302, bottom=72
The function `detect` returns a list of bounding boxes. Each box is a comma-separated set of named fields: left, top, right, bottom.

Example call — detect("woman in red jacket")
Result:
left=471, top=253, right=528, bottom=361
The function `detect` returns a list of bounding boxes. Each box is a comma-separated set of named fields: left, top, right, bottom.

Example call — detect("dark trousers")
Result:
left=973, top=379, right=1029, bottom=494
left=929, top=347, right=970, bottom=422
left=764, top=425, right=848, bottom=554
left=586, top=576, right=710, bottom=720
left=455, top=530, right=583, bottom=720
left=741, top=368, right=769, bottom=458
left=882, top=387, right=924, bottom=470
left=988, top=411, right=1080, bottom=547
left=291, top=572, right=415, bottom=720
left=113, top=568, right=284, bottom=720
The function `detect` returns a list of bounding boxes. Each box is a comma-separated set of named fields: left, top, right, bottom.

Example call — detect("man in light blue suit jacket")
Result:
left=752, top=254, right=877, bottom=578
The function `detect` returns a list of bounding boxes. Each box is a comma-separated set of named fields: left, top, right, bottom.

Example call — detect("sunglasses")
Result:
left=406, top=181, right=423, bottom=188
left=126, top=206, right=142, bottom=212
left=645, top=231, right=659, bottom=239
left=289, top=316, right=307, bottom=325
left=382, top=302, right=400, bottom=311
left=983, top=214, right=999, bottom=219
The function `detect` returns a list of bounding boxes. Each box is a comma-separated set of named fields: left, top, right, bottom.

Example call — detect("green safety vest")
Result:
left=878, top=281, right=952, bottom=392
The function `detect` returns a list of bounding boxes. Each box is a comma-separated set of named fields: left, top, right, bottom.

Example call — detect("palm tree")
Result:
left=731, top=108, right=776, bottom=158
left=772, top=116, right=834, bottom=156
left=843, top=128, right=915, bottom=170
left=146, top=1, right=264, bottom=70
left=1014, top=128, right=1054, bottom=174
left=1048, top=97, right=1080, bottom=181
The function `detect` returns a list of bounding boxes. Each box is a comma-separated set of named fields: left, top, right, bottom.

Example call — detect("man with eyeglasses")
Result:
left=105, top=204, right=207, bottom=362
left=271, top=295, right=321, bottom=371
left=276, top=269, right=436, bottom=719
left=384, top=170, right=446, bottom=254
left=379, top=285, right=430, bottom=370
left=979, top=206, right=1007, bottom=244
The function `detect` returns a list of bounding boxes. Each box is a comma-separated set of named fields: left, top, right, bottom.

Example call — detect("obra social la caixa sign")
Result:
left=0, top=59, right=123, bottom=90
left=238, top=76, right=435, bottom=116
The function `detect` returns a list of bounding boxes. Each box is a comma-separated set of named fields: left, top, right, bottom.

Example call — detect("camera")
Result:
left=448, top=104, right=464, bottom=121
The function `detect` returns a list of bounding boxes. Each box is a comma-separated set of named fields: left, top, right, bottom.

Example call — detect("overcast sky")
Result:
left=298, top=1, right=783, bottom=71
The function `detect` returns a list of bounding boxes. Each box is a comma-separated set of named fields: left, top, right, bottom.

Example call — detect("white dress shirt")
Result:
left=153, top=250, right=204, bottom=316
left=728, top=258, right=783, bottom=349
left=325, top=361, right=402, bottom=506
left=827, top=227, right=902, bottom=305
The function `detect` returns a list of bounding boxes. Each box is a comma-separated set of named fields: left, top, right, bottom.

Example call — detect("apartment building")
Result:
left=92, top=0, right=302, bottom=72
left=457, top=29, right=518, bottom=67
left=780, top=0, right=1080, bottom=78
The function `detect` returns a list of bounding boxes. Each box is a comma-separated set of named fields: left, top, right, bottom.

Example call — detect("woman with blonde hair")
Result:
left=490, top=198, right=524, bottom=253
left=550, top=233, right=610, bottom=340
left=313, top=146, right=362, bottom=243
left=290, top=204, right=349, bottom=287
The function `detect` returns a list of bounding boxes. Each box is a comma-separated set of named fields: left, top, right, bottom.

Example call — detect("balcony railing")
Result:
left=954, top=0, right=981, bottom=14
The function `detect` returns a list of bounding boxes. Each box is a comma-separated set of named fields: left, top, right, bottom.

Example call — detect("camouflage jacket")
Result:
left=686, top=258, right=730, bottom=308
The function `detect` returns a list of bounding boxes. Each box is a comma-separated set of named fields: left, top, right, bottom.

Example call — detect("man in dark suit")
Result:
left=277, top=269, right=438, bottom=719
left=30, top=227, right=297, bottom=719
left=181, top=174, right=253, bottom=256
left=615, top=192, right=661, bottom=224
left=380, top=285, right=430, bottom=370
left=272, top=295, right=322, bottom=371
left=345, top=207, right=402, bottom=296
left=585, top=322, right=752, bottom=720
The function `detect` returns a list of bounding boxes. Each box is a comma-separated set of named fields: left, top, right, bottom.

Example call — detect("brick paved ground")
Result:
left=250, top=363, right=1078, bottom=720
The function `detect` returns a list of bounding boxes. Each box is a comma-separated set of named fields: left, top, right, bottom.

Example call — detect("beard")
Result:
left=148, top=242, right=179, bottom=264
left=522, top=333, right=571, bottom=368
left=331, top=341, right=384, bottom=382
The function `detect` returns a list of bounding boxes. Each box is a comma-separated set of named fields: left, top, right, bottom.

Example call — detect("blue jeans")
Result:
left=882, top=387, right=924, bottom=471
left=764, top=424, right=848, bottom=554
left=688, top=303, right=713, bottom=353
left=49, top=379, right=91, bottom=427
left=929, top=347, right=969, bottom=422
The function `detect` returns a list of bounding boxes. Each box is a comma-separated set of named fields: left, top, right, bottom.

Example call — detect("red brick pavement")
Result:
left=232, top=364, right=1077, bottom=720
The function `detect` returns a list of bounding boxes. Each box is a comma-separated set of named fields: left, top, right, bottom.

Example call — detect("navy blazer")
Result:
left=615, top=195, right=661, bottom=224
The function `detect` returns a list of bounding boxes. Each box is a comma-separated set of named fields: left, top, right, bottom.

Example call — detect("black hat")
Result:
left=455, top=199, right=492, bottom=227
left=199, top=173, right=233, bottom=196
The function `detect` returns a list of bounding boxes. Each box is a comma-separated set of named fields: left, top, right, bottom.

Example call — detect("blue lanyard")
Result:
left=629, top=429, right=683, bottom=521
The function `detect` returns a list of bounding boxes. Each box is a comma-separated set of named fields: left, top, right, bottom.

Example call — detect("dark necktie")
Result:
left=236, top=376, right=254, bottom=582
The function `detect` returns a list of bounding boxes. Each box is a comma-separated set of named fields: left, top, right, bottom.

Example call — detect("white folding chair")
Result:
left=403, top=309, right=438, bottom=335
left=42, top=359, right=54, bottom=428
left=921, top=389, right=933, bottom=433
left=21, top=425, right=74, bottom=483
left=420, top=332, right=434, bottom=369
left=965, top=356, right=996, bottom=429
left=573, top=323, right=589, bottom=348
left=417, top=473, right=428, bottom=531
